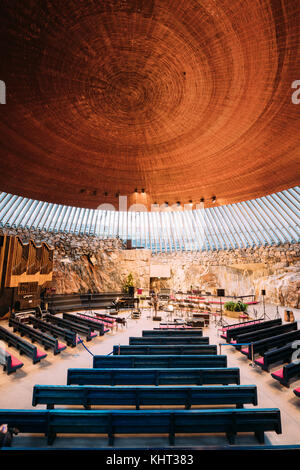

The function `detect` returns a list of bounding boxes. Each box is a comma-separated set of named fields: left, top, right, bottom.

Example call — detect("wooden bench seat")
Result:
left=221, top=319, right=281, bottom=342
left=142, top=329, right=203, bottom=337
left=67, top=367, right=240, bottom=386
left=44, top=313, right=97, bottom=341
left=254, top=344, right=295, bottom=372
left=62, top=312, right=105, bottom=336
left=113, top=345, right=217, bottom=355
left=93, top=354, right=227, bottom=369
left=32, top=384, right=257, bottom=410
left=0, top=408, right=282, bottom=445
left=239, top=330, right=300, bottom=360
left=9, top=317, right=67, bottom=355
left=0, top=346, right=24, bottom=375
left=28, top=316, right=78, bottom=348
left=235, top=323, right=297, bottom=350
left=271, top=362, right=300, bottom=388
left=0, top=325, right=47, bottom=364
left=129, top=336, right=209, bottom=345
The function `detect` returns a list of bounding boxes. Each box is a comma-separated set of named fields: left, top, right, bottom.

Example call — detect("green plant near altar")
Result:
left=123, top=273, right=134, bottom=293
left=224, top=300, right=247, bottom=312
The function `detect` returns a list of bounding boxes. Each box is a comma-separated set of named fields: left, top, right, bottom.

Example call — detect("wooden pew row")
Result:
left=221, top=319, right=264, bottom=335
left=113, top=345, right=217, bottom=355
left=93, top=354, right=227, bottom=369
left=240, top=330, right=300, bottom=360
left=0, top=325, right=47, bottom=364
left=76, top=313, right=113, bottom=331
left=32, top=384, right=258, bottom=410
left=271, top=362, right=300, bottom=388
left=222, top=319, right=282, bottom=343
left=129, top=336, right=209, bottom=345
left=254, top=343, right=295, bottom=372
left=234, top=323, right=297, bottom=350
left=67, top=367, right=240, bottom=386
left=28, top=316, right=78, bottom=348
left=62, top=312, right=105, bottom=336
left=0, top=346, right=23, bottom=375
left=44, top=313, right=97, bottom=342
left=9, top=317, right=66, bottom=355
left=142, top=329, right=203, bottom=337
left=0, top=408, right=282, bottom=445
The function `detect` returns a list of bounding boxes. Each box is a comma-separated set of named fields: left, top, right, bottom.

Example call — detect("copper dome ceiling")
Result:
left=0, top=0, right=299, bottom=210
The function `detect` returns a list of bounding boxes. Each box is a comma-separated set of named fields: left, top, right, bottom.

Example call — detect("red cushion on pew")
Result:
left=255, top=357, right=264, bottom=365
left=272, top=368, right=284, bottom=379
left=10, top=355, right=23, bottom=368
left=36, top=349, right=47, bottom=359
left=241, top=347, right=249, bottom=354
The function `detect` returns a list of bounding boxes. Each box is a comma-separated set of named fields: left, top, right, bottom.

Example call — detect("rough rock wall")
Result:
left=152, top=244, right=300, bottom=308
left=1, top=227, right=299, bottom=307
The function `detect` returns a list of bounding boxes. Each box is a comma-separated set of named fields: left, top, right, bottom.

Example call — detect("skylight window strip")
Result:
left=11, top=198, right=33, bottom=228
left=226, top=204, right=251, bottom=248
left=207, top=208, right=228, bottom=250
left=251, top=199, right=284, bottom=244
left=0, top=195, right=20, bottom=225
left=214, top=205, right=240, bottom=249
left=242, top=200, right=274, bottom=245
left=205, top=208, right=223, bottom=250
left=270, top=194, right=299, bottom=228
left=260, top=196, right=295, bottom=242
left=275, top=191, right=300, bottom=224
left=233, top=203, right=259, bottom=247
left=23, top=199, right=40, bottom=228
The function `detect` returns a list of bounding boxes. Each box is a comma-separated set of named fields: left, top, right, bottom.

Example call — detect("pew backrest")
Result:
left=32, top=384, right=257, bottom=409
left=93, top=354, right=227, bottom=368
left=236, top=322, right=297, bottom=346
left=113, top=345, right=218, bottom=355
left=0, top=325, right=47, bottom=364
left=129, top=336, right=209, bottom=345
left=67, top=367, right=240, bottom=386
left=225, top=319, right=282, bottom=343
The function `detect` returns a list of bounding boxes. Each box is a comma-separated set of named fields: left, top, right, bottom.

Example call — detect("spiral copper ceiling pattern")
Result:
left=0, top=0, right=299, bottom=209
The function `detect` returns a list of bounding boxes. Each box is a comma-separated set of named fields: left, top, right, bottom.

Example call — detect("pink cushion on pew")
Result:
left=36, top=349, right=47, bottom=359
left=10, top=355, right=23, bottom=368
left=57, top=342, right=66, bottom=350
left=241, top=348, right=249, bottom=354
left=90, top=332, right=97, bottom=338
left=294, top=387, right=300, bottom=394
left=255, top=357, right=264, bottom=365
left=272, top=368, right=284, bottom=379
left=230, top=340, right=237, bottom=344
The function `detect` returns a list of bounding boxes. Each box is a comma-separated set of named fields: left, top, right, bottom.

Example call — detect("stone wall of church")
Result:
left=1, top=226, right=299, bottom=308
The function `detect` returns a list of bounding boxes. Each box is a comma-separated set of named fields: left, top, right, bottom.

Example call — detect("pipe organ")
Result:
left=0, top=235, right=54, bottom=317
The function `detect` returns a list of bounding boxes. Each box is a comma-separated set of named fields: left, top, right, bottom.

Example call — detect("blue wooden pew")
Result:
left=113, top=345, right=217, bottom=355
left=32, top=384, right=258, bottom=410
left=93, top=354, right=227, bottom=369
left=67, top=367, right=240, bottom=386
left=0, top=408, right=282, bottom=445
left=129, top=336, right=209, bottom=345
left=271, top=361, right=300, bottom=388
left=142, top=329, right=203, bottom=337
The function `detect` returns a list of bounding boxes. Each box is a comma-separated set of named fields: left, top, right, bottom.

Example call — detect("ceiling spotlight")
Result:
left=189, top=200, right=193, bottom=204
left=141, top=188, right=145, bottom=193
left=165, top=201, right=169, bottom=206
left=104, top=192, right=108, bottom=196
left=134, top=188, right=138, bottom=193
left=176, top=201, right=181, bottom=206
left=212, top=196, right=216, bottom=203
left=200, top=197, right=205, bottom=203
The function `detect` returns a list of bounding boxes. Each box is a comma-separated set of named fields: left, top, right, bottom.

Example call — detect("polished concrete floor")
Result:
left=0, top=303, right=300, bottom=449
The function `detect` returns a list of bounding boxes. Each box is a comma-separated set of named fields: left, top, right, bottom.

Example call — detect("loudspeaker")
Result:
left=128, top=286, right=135, bottom=296
left=261, top=290, right=266, bottom=296
left=217, top=289, right=225, bottom=297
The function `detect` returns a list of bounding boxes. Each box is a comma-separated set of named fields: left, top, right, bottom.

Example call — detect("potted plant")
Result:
left=123, top=273, right=134, bottom=294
